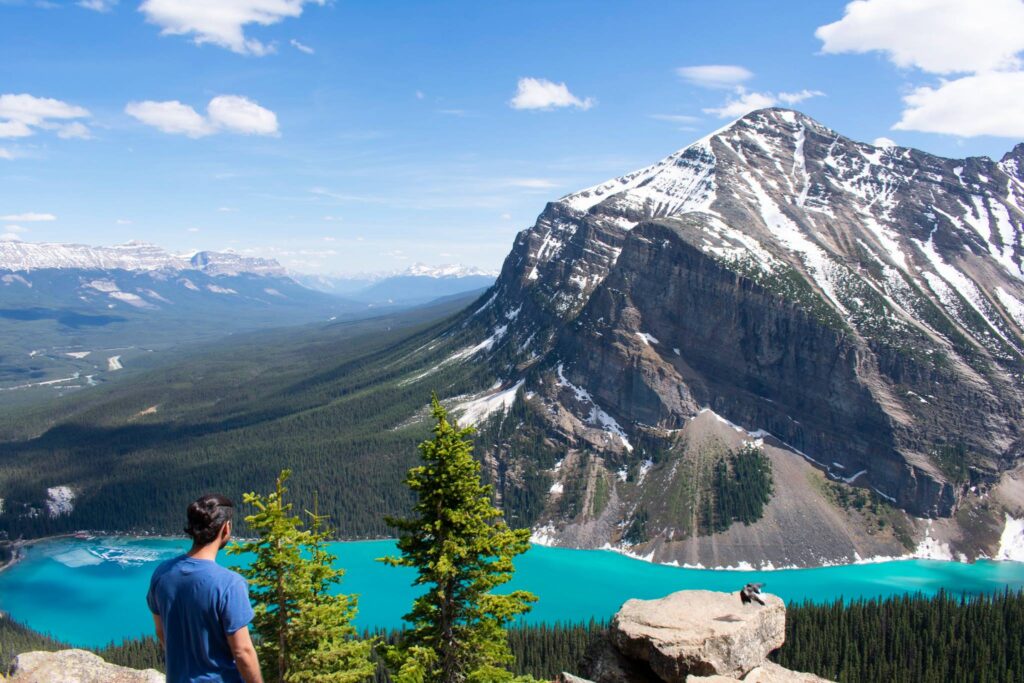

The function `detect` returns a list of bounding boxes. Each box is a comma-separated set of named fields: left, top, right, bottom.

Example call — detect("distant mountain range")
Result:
left=0, top=240, right=285, bottom=276
left=0, top=241, right=490, bottom=398
left=294, top=263, right=498, bottom=304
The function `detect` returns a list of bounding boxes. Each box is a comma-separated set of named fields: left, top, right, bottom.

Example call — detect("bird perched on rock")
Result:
left=740, top=583, right=766, bottom=605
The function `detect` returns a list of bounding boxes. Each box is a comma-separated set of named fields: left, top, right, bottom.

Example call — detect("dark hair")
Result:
left=184, top=494, right=234, bottom=545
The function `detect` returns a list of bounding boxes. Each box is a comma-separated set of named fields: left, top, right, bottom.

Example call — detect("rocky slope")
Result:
left=427, top=108, right=1024, bottom=566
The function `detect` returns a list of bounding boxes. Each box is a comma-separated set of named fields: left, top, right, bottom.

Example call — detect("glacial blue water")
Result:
left=2, top=536, right=1024, bottom=648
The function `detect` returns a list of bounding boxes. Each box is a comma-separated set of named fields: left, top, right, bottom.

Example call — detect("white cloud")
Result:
left=207, top=95, right=279, bottom=135
left=116, top=218, right=133, bottom=224
left=703, top=90, right=778, bottom=119
left=500, top=212, right=512, bottom=220
left=57, top=121, right=93, bottom=139
left=509, top=77, right=594, bottom=111
left=506, top=178, right=559, bottom=189
left=0, top=148, right=14, bottom=160
left=816, top=0, right=1024, bottom=74
left=186, top=227, right=200, bottom=232
left=0, top=93, right=91, bottom=139
left=0, top=212, right=56, bottom=221
left=125, top=100, right=213, bottom=137
left=818, top=0, right=1024, bottom=139
left=649, top=114, right=702, bottom=124
left=893, top=71, right=1024, bottom=137
left=778, top=89, right=825, bottom=105
left=218, top=206, right=238, bottom=212
left=704, top=88, right=824, bottom=119
left=676, top=65, right=753, bottom=89
left=0, top=232, right=23, bottom=242
left=4, top=224, right=28, bottom=233
left=873, top=136, right=897, bottom=147
left=126, top=95, right=278, bottom=137
left=139, top=0, right=324, bottom=56
left=415, top=90, right=425, bottom=100
left=78, top=0, right=117, bottom=11
left=290, top=38, right=314, bottom=54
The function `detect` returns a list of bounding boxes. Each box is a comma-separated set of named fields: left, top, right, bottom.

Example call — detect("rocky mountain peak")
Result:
left=1002, top=142, right=1024, bottom=182
left=445, top=108, right=1024, bottom=565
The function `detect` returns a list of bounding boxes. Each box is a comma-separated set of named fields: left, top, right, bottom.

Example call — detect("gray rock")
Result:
left=7, top=649, right=164, bottom=683
left=610, top=590, right=785, bottom=681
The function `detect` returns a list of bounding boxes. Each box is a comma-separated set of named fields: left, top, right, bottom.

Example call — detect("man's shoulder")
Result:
left=151, top=554, right=186, bottom=580
left=205, top=561, right=247, bottom=587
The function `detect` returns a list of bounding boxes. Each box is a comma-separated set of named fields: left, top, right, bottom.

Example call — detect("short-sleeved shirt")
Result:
left=147, top=555, right=255, bottom=683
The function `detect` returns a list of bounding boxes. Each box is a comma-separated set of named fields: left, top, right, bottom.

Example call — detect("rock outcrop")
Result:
left=563, top=589, right=832, bottom=683
left=6, top=649, right=163, bottom=683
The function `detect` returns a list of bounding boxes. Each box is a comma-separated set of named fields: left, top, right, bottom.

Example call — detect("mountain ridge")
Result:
left=0, top=240, right=286, bottom=277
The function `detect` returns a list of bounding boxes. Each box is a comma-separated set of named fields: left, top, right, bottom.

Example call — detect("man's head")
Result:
left=184, top=494, right=234, bottom=550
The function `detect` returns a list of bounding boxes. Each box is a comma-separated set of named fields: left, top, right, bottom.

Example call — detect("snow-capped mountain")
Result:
left=0, top=241, right=367, bottom=393
left=0, top=240, right=286, bottom=276
left=295, top=262, right=498, bottom=304
left=402, top=263, right=499, bottom=279
left=403, top=107, right=1024, bottom=566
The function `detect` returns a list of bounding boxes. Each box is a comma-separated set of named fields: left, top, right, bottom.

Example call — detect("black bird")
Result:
left=740, top=582, right=766, bottom=606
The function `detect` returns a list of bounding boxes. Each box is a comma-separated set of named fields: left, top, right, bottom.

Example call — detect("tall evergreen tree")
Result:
left=380, top=396, right=538, bottom=683
left=230, top=470, right=375, bottom=683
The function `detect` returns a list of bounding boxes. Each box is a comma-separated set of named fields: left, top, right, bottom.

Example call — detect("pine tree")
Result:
left=380, top=396, right=539, bottom=683
left=230, top=470, right=375, bottom=683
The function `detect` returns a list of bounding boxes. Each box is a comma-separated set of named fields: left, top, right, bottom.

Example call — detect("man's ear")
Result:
left=223, top=520, right=232, bottom=539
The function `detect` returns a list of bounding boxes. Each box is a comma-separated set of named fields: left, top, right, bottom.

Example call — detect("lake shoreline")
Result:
left=5, top=529, right=1024, bottom=575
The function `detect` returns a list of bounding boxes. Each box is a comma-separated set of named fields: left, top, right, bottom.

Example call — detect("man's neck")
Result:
left=187, top=542, right=220, bottom=562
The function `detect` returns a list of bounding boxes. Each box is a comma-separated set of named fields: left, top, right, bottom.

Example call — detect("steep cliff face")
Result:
left=437, top=108, right=1024, bottom=565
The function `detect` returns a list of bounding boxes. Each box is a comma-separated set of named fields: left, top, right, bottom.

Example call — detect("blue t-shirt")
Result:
left=147, top=555, right=255, bottom=683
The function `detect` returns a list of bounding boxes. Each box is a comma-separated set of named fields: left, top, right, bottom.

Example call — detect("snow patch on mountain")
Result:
left=45, top=486, right=75, bottom=518
left=997, top=514, right=1024, bottom=561
left=453, top=379, right=524, bottom=426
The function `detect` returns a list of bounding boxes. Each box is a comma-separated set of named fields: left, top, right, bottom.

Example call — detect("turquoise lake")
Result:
left=3, top=536, right=1024, bottom=648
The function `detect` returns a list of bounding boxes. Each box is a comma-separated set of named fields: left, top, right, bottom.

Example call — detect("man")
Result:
left=147, top=494, right=263, bottom=683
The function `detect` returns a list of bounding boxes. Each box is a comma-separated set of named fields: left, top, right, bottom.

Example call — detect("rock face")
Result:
left=7, top=649, right=163, bottom=683
left=612, top=590, right=785, bottom=679
left=567, top=590, right=831, bottom=683
left=433, top=106, right=1024, bottom=565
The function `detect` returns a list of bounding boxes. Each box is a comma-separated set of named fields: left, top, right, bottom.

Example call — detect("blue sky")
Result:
left=2, top=0, right=1023, bottom=274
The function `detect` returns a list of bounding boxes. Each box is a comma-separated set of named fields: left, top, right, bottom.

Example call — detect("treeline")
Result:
left=773, top=589, right=1024, bottom=683
left=8, top=591, right=1024, bottom=681
left=1, top=617, right=605, bottom=681
left=0, top=301, right=502, bottom=541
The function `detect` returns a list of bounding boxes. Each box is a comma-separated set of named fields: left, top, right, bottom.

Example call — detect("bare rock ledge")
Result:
left=561, top=589, right=833, bottom=683
left=7, top=649, right=164, bottom=683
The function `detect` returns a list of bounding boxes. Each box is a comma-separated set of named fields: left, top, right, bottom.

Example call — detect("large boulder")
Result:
left=610, top=590, right=786, bottom=681
left=7, top=649, right=163, bottom=683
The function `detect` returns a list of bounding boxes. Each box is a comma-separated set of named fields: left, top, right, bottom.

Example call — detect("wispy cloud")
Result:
left=290, top=38, right=314, bottom=54
left=509, top=77, right=594, bottom=111
left=505, top=178, right=559, bottom=189
left=0, top=212, right=56, bottom=221
left=676, top=65, right=753, bottom=89
left=77, top=0, right=117, bottom=12
left=704, top=88, right=824, bottom=119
